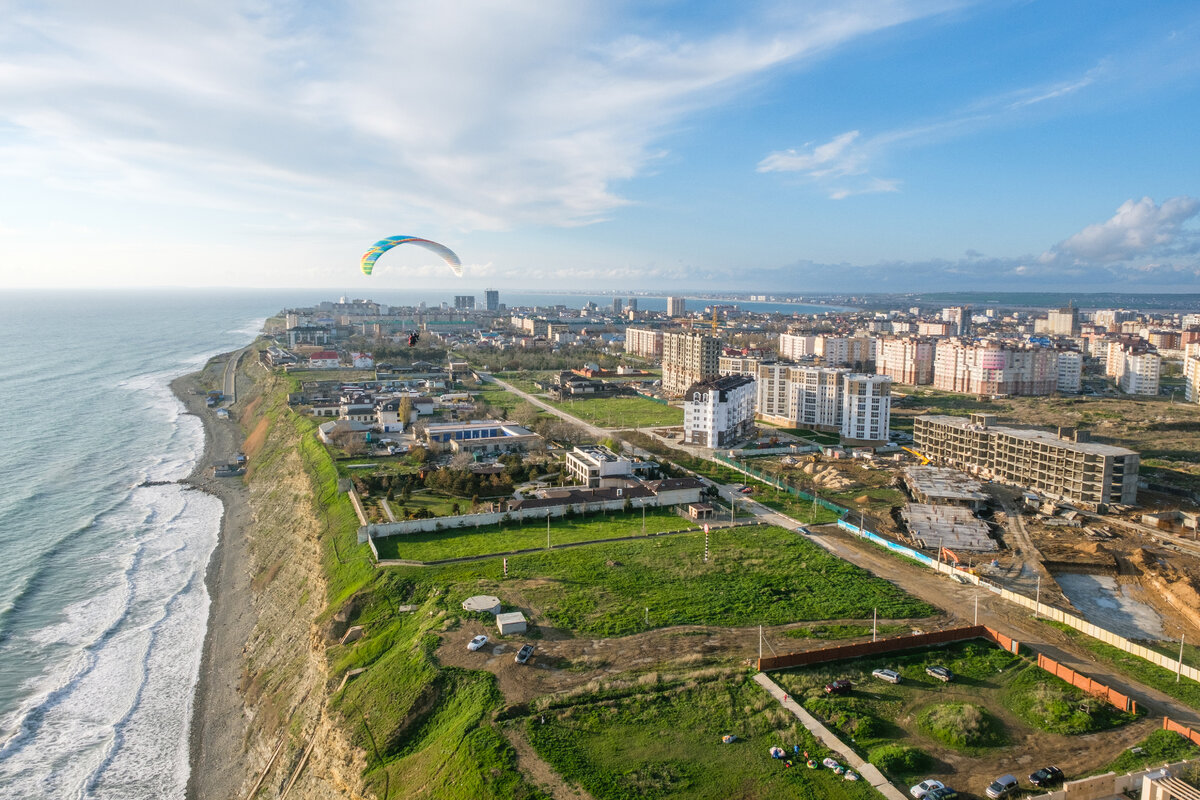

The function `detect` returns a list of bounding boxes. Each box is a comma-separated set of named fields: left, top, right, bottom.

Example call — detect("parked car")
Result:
left=824, top=679, right=853, bottom=695
left=925, top=788, right=958, bottom=800
left=794, top=526, right=811, bottom=535
left=515, top=644, right=535, bottom=664
left=872, top=668, right=902, bottom=684
left=1029, top=766, right=1064, bottom=787
left=467, top=634, right=489, bottom=651
left=925, top=665, right=954, bottom=682
left=910, top=779, right=945, bottom=798
left=985, top=774, right=1019, bottom=799
left=740, top=486, right=754, bottom=494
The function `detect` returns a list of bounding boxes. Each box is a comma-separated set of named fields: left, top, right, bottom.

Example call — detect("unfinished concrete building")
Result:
left=913, top=413, right=1139, bottom=507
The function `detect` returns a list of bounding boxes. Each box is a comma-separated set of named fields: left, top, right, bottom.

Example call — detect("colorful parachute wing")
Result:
left=360, top=236, right=463, bottom=277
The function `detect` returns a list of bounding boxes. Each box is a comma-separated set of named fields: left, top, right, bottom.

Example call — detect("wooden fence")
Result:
left=757, top=625, right=1012, bottom=672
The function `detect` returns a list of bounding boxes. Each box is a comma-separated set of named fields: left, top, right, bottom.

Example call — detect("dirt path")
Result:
left=502, top=725, right=596, bottom=800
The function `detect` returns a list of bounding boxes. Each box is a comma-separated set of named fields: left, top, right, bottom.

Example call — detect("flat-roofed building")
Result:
left=778, top=332, right=819, bottom=360
left=423, top=419, right=542, bottom=454
left=663, top=331, right=720, bottom=397
left=933, top=340, right=1059, bottom=396
left=624, top=327, right=664, bottom=358
left=841, top=374, right=891, bottom=446
left=564, top=445, right=635, bottom=488
left=683, top=374, right=756, bottom=448
left=913, top=413, right=1139, bottom=507
left=876, top=337, right=935, bottom=385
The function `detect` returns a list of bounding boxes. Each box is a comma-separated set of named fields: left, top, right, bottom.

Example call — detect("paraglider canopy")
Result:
left=361, top=236, right=462, bottom=277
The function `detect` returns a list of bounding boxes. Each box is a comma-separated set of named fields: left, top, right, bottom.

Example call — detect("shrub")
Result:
left=916, top=702, right=1006, bottom=749
left=868, top=744, right=932, bottom=774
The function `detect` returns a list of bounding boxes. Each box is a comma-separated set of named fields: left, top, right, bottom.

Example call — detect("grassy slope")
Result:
left=248, top=372, right=547, bottom=800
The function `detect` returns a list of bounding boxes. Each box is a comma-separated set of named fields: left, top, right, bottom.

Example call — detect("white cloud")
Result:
left=1044, top=196, right=1200, bottom=263
left=0, top=0, right=956, bottom=241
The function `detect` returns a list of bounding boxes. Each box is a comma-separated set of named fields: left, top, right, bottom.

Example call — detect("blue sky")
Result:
left=1, top=0, right=1199, bottom=292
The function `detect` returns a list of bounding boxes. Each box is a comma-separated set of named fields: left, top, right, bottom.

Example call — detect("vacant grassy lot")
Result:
left=775, top=640, right=1137, bottom=781
left=751, top=486, right=844, bottom=525
left=777, top=427, right=841, bottom=445
left=379, top=525, right=935, bottom=637
left=549, top=395, right=683, bottom=427
left=524, top=672, right=880, bottom=800
left=1101, top=729, right=1199, bottom=774
left=373, top=506, right=697, bottom=561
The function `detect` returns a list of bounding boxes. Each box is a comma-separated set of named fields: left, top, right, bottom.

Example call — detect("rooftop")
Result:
left=917, top=414, right=1138, bottom=458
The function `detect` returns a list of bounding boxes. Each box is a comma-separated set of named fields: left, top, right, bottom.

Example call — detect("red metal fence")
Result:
left=1164, top=717, right=1200, bottom=747
left=1035, top=653, right=1136, bottom=714
left=757, top=625, right=1010, bottom=671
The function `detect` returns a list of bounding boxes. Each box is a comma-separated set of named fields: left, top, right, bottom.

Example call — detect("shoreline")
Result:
left=173, top=355, right=257, bottom=800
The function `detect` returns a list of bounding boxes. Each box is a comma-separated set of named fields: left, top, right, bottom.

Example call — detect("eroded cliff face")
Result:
left=236, top=375, right=368, bottom=799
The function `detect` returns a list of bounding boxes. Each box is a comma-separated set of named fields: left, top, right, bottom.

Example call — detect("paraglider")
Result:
left=360, top=236, right=463, bottom=277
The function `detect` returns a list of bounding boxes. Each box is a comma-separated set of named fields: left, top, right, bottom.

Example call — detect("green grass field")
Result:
left=524, top=672, right=880, bottom=800
left=775, top=640, right=1137, bottom=779
left=549, top=395, right=683, bottom=427
left=1100, top=729, right=1199, bottom=774
left=378, top=525, right=935, bottom=637
left=372, top=507, right=697, bottom=561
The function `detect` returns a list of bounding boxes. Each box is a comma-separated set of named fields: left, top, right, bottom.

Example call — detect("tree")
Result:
left=451, top=502, right=460, bottom=515
left=397, top=396, right=414, bottom=428
left=450, top=451, right=475, bottom=470
left=408, top=446, right=429, bottom=465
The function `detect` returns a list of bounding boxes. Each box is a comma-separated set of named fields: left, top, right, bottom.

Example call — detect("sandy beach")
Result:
left=174, top=356, right=257, bottom=800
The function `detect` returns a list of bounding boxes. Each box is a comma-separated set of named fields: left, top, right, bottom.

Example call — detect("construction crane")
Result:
left=901, top=446, right=932, bottom=465
left=710, top=308, right=719, bottom=334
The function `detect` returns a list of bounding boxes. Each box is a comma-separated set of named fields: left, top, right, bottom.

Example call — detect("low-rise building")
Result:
left=683, top=374, right=756, bottom=448
left=564, top=445, right=636, bottom=488
left=422, top=420, right=542, bottom=454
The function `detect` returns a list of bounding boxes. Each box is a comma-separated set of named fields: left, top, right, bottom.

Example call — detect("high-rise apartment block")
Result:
left=1055, top=350, right=1083, bottom=393
left=841, top=374, right=892, bottom=446
left=1045, top=305, right=1080, bottom=336
left=933, top=341, right=1058, bottom=396
left=682, top=374, right=756, bottom=448
left=778, top=332, right=820, bottom=360
left=666, top=296, right=686, bottom=317
left=484, top=289, right=499, bottom=311
left=1106, top=341, right=1160, bottom=396
left=1184, top=343, right=1200, bottom=403
left=876, top=337, right=935, bottom=385
left=662, top=331, right=720, bottom=397
left=612, top=298, right=623, bottom=315
left=941, top=306, right=971, bottom=336
left=624, top=327, right=664, bottom=358
left=627, top=298, right=638, bottom=312
left=454, top=295, right=475, bottom=310
left=821, top=336, right=877, bottom=368
left=913, top=413, right=1138, bottom=506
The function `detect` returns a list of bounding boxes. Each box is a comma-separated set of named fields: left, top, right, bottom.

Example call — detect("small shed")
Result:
left=496, top=611, right=527, bottom=635
left=462, top=595, right=502, bottom=615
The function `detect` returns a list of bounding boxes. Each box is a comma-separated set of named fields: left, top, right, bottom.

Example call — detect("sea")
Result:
left=0, top=287, right=836, bottom=799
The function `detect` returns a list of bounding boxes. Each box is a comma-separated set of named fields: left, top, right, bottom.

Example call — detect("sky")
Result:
left=2, top=0, right=1199, bottom=293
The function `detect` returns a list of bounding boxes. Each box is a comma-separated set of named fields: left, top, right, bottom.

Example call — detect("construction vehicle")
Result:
left=901, top=446, right=932, bottom=465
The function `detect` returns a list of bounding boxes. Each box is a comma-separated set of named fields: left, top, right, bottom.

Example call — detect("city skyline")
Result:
left=2, top=1, right=1199, bottom=291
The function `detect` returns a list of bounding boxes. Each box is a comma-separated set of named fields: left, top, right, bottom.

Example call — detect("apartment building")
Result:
left=875, top=337, right=935, bottom=385
left=1044, top=305, right=1080, bottom=336
left=917, top=321, right=952, bottom=337
left=662, top=331, right=721, bottom=397
left=753, top=362, right=791, bottom=419
left=913, top=413, right=1139, bottom=506
left=841, top=374, right=892, bottom=446
left=666, top=296, right=686, bottom=317
left=564, top=445, right=636, bottom=488
left=821, top=335, right=876, bottom=368
left=933, top=340, right=1059, bottom=396
left=718, top=354, right=764, bottom=377
left=624, top=327, right=665, bottom=358
left=682, top=374, right=756, bottom=448
left=941, top=306, right=971, bottom=336
left=788, top=366, right=846, bottom=431
left=1055, top=350, right=1083, bottom=393
left=1107, top=341, right=1161, bottom=396
left=778, top=332, right=820, bottom=360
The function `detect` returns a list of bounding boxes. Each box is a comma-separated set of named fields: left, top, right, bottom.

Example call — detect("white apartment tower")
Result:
left=666, top=296, right=686, bottom=317
left=1055, top=350, right=1083, bottom=394
left=624, top=327, right=664, bottom=358
left=778, top=332, right=820, bottom=360
left=683, top=374, right=757, bottom=448
left=841, top=374, right=892, bottom=446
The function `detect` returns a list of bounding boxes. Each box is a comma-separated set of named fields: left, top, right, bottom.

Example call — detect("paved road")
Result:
left=222, top=346, right=248, bottom=405
left=481, top=373, right=612, bottom=440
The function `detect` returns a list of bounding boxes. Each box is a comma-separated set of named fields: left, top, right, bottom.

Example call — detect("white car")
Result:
left=467, top=634, right=489, bottom=651
left=911, top=779, right=945, bottom=799
left=872, top=668, right=902, bottom=684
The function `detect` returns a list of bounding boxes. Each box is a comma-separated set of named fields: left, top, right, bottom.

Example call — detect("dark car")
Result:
left=1029, top=766, right=1064, bottom=787
left=925, top=788, right=958, bottom=800
left=925, top=665, right=954, bottom=682
left=824, top=679, right=853, bottom=695
left=515, top=644, right=535, bottom=664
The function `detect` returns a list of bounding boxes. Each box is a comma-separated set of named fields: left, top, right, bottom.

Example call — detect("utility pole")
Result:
left=645, top=607, right=649, bottom=627
left=642, top=504, right=646, bottom=535
left=1034, top=575, right=1041, bottom=620
left=759, top=625, right=763, bottom=662
left=547, top=513, right=551, bottom=550
left=872, top=608, right=877, bottom=642
left=1178, top=634, right=1187, bottom=683
left=974, top=593, right=979, bottom=626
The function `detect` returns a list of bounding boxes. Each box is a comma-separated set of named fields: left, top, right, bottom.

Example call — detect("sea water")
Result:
left=0, top=290, right=275, bottom=799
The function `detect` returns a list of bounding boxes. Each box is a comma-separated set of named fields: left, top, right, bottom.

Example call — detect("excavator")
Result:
left=901, top=446, right=931, bottom=465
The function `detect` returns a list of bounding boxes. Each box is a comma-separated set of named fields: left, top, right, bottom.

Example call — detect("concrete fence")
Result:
left=1032, top=758, right=1198, bottom=800
left=348, top=488, right=368, bottom=527
left=1038, top=653, right=1137, bottom=714
left=360, top=494, right=670, bottom=544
